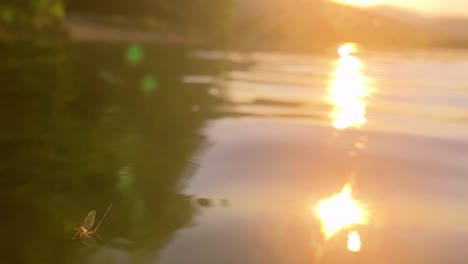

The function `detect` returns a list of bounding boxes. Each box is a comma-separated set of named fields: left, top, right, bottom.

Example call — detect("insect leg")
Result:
left=72, top=229, right=81, bottom=239
left=82, top=237, right=91, bottom=247
left=94, top=232, right=105, bottom=242
left=82, top=236, right=96, bottom=248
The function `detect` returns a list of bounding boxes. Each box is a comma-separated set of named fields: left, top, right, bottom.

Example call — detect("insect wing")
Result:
left=82, top=210, right=96, bottom=231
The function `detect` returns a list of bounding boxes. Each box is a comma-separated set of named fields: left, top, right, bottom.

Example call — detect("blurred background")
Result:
left=1, top=0, right=468, bottom=263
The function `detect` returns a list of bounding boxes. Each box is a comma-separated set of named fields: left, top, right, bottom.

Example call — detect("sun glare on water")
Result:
left=347, top=231, right=362, bottom=252
left=328, top=43, right=372, bottom=130
left=314, top=183, right=369, bottom=241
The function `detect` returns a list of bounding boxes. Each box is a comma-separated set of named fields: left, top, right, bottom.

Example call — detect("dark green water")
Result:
left=0, top=42, right=232, bottom=263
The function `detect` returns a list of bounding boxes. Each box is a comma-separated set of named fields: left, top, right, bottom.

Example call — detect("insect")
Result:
left=73, top=203, right=113, bottom=246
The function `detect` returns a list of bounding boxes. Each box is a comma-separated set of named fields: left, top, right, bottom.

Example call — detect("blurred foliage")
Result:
left=0, top=0, right=65, bottom=40
left=0, top=0, right=64, bottom=27
left=67, top=0, right=238, bottom=43
left=0, top=0, right=237, bottom=43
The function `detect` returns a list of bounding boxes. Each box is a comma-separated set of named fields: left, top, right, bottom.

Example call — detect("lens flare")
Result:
left=314, top=183, right=369, bottom=240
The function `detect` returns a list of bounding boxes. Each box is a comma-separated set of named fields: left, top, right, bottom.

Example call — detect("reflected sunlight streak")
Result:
left=347, top=231, right=362, bottom=252
left=314, top=183, right=369, bottom=241
left=328, top=43, right=371, bottom=130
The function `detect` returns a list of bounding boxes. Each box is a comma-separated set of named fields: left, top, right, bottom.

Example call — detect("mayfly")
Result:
left=73, top=204, right=113, bottom=246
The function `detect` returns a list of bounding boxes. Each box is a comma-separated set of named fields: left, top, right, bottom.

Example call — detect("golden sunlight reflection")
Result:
left=328, top=43, right=371, bottom=130
left=314, top=183, right=369, bottom=240
left=347, top=231, right=362, bottom=252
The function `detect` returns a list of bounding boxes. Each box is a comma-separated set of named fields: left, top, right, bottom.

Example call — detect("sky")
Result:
left=332, top=0, right=468, bottom=17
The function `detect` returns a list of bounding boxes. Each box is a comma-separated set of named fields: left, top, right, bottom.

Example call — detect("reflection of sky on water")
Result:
left=208, top=46, right=468, bottom=140
left=156, top=47, right=468, bottom=264
left=163, top=115, right=468, bottom=264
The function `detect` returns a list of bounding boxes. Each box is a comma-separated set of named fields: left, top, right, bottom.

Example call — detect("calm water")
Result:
left=2, top=42, right=468, bottom=264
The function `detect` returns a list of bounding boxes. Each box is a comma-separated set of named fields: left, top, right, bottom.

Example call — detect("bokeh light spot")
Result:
left=141, top=75, right=158, bottom=94
left=125, top=44, right=144, bottom=66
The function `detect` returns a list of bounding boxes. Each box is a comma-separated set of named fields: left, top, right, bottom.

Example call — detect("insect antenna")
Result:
left=94, top=203, right=112, bottom=232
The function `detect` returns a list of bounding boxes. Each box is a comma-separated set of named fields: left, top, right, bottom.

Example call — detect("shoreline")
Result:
left=64, top=15, right=200, bottom=45
left=1, top=14, right=467, bottom=53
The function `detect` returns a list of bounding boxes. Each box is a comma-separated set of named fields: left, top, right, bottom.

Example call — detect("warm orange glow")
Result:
left=331, top=0, right=378, bottom=7
left=347, top=231, right=362, bottom=252
left=315, top=183, right=369, bottom=240
left=328, top=43, right=371, bottom=130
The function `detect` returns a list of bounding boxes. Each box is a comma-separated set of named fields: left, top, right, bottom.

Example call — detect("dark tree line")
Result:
left=66, top=0, right=238, bottom=40
left=0, top=0, right=237, bottom=42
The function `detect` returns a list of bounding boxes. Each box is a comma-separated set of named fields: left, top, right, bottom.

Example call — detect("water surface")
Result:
left=2, top=42, right=468, bottom=264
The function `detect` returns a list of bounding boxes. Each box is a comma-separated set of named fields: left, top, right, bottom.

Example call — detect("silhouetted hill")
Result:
left=231, top=0, right=453, bottom=51
left=367, top=5, right=426, bottom=25
left=433, top=17, right=468, bottom=37
left=368, top=5, right=468, bottom=38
